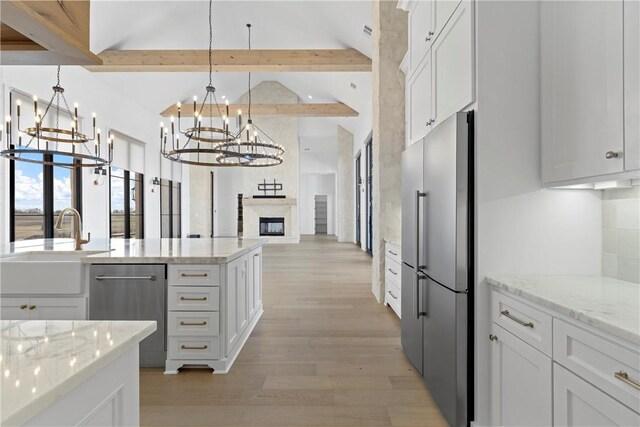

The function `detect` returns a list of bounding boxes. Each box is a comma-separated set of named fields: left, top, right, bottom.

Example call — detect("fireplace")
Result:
left=259, top=217, right=285, bottom=236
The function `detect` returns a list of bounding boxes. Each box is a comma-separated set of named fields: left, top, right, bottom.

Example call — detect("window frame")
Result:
left=109, top=167, right=144, bottom=239
left=160, top=178, right=181, bottom=238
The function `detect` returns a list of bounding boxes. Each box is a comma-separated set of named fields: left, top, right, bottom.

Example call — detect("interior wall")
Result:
left=473, top=2, right=603, bottom=424
left=300, top=173, right=336, bottom=235
left=213, top=167, right=243, bottom=237
left=0, top=66, right=163, bottom=244
left=337, top=125, right=354, bottom=242
left=602, top=185, right=640, bottom=283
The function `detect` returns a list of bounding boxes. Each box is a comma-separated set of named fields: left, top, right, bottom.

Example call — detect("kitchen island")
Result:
left=0, top=320, right=155, bottom=427
left=1, top=238, right=266, bottom=375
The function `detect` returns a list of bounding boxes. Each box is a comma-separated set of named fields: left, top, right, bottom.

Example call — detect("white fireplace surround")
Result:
left=243, top=197, right=299, bottom=244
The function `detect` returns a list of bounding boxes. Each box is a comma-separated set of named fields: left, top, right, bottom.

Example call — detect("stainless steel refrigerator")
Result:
left=401, top=111, right=473, bottom=427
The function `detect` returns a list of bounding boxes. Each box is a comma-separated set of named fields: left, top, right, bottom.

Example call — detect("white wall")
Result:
left=473, top=2, right=602, bottom=424
left=0, top=66, right=164, bottom=244
left=213, top=167, right=243, bottom=237
left=300, top=173, right=336, bottom=235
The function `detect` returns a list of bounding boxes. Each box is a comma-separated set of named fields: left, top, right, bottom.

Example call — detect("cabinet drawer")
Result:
left=168, top=286, right=219, bottom=311
left=168, top=265, right=220, bottom=286
left=168, top=336, right=221, bottom=360
left=554, top=319, right=640, bottom=413
left=385, top=258, right=401, bottom=288
left=554, top=363, right=640, bottom=426
left=491, top=290, right=552, bottom=356
left=385, top=243, right=401, bottom=265
left=385, top=280, right=401, bottom=318
left=168, top=312, right=219, bottom=337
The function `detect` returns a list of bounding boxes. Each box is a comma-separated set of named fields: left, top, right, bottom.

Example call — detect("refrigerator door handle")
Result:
left=417, top=272, right=427, bottom=318
left=414, top=190, right=426, bottom=320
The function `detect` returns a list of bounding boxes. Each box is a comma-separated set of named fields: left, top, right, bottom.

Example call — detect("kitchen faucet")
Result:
left=55, top=207, right=91, bottom=250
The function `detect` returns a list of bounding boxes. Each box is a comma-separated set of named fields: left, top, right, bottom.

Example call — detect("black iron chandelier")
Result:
left=160, top=0, right=232, bottom=167
left=214, top=23, right=284, bottom=167
left=1, top=66, right=113, bottom=169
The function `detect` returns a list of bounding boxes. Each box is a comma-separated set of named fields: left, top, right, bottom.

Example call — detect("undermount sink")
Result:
left=0, top=250, right=112, bottom=295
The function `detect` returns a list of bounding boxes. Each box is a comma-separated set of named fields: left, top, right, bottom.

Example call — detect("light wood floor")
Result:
left=140, top=235, right=447, bottom=427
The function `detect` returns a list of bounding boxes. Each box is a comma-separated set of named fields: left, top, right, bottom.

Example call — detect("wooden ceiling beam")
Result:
left=0, top=1, right=101, bottom=65
left=160, top=102, right=359, bottom=118
left=87, top=49, right=372, bottom=72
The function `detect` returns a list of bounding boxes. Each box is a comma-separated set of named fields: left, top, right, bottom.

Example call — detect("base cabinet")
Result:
left=0, top=297, right=86, bottom=320
left=490, top=324, right=552, bottom=427
left=554, top=363, right=640, bottom=427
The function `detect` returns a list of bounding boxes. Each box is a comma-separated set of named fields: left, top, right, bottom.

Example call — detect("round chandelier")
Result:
left=215, top=24, right=285, bottom=167
left=1, top=66, right=113, bottom=169
left=160, top=0, right=233, bottom=167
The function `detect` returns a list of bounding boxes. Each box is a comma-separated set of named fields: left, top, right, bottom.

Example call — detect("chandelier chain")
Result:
left=248, top=24, right=252, bottom=119
left=208, top=0, right=213, bottom=86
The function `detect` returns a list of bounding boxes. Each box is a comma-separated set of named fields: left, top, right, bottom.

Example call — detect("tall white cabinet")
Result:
left=402, top=0, right=475, bottom=147
left=541, top=0, right=640, bottom=185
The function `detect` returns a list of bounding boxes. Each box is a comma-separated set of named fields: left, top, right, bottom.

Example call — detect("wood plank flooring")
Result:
left=140, top=235, right=447, bottom=427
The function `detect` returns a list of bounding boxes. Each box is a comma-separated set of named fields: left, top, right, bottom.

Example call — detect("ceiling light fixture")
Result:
left=1, top=66, right=113, bottom=169
left=160, top=0, right=233, bottom=167
left=214, top=23, right=284, bottom=167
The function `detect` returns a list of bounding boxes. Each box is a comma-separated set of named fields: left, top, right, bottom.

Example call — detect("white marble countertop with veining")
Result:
left=486, top=274, right=640, bottom=345
left=0, top=320, right=155, bottom=426
left=0, top=237, right=267, bottom=264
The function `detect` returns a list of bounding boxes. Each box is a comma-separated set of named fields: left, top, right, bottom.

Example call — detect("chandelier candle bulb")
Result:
left=16, top=100, right=20, bottom=117
left=74, top=102, right=78, bottom=120
left=33, top=95, right=37, bottom=116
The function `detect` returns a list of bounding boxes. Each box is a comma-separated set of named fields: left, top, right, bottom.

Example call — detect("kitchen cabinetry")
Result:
left=490, top=324, right=552, bottom=427
left=542, top=0, right=639, bottom=185
left=404, top=0, right=475, bottom=147
left=0, top=297, right=86, bottom=320
left=384, top=241, right=401, bottom=317
left=490, top=288, right=640, bottom=426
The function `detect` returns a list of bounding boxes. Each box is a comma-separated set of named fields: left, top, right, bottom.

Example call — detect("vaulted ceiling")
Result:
left=88, top=0, right=373, bottom=146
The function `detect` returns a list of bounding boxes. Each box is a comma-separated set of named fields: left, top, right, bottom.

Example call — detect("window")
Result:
left=160, top=179, right=181, bottom=238
left=110, top=167, right=144, bottom=238
left=365, top=136, right=373, bottom=255
left=9, top=90, right=82, bottom=241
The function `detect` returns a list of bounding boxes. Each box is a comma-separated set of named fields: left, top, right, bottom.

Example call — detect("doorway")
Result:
left=355, top=152, right=362, bottom=245
left=314, top=195, right=328, bottom=235
left=365, top=136, right=373, bottom=255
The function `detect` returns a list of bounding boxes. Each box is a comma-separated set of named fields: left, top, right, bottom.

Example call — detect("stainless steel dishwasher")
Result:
left=89, top=264, right=166, bottom=367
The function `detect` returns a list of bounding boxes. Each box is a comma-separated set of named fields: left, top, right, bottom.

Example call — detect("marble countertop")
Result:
left=487, top=274, right=640, bottom=345
left=0, top=320, right=155, bottom=426
left=1, top=237, right=267, bottom=264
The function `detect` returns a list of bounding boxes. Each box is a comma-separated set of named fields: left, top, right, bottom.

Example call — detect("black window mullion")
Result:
left=124, top=170, right=131, bottom=238
left=43, top=154, right=54, bottom=238
left=9, top=145, right=15, bottom=242
left=168, top=180, right=174, bottom=238
left=139, top=174, right=144, bottom=239
left=74, top=160, right=83, bottom=217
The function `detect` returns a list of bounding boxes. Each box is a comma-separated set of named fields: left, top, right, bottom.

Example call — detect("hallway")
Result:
left=140, top=236, right=447, bottom=426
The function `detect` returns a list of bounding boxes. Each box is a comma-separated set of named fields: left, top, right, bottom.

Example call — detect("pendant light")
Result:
left=160, top=0, right=233, bottom=167
left=1, top=66, right=113, bottom=169
left=214, top=24, right=285, bottom=167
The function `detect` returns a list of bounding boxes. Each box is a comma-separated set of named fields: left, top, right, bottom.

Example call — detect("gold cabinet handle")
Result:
left=388, top=268, right=398, bottom=275
left=500, top=310, right=534, bottom=328
left=614, top=371, right=640, bottom=390
left=180, top=296, right=207, bottom=301
left=19, top=304, right=28, bottom=310
left=181, top=345, right=208, bottom=350
left=387, top=290, right=398, bottom=300
left=181, top=273, right=208, bottom=278
left=180, top=321, right=207, bottom=326
left=389, top=250, right=398, bottom=256
left=489, top=334, right=498, bottom=342
left=28, top=305, right=36, bottom=311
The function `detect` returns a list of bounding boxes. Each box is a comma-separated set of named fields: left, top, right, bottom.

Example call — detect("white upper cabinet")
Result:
left=408, top=50, right=433, bottom=145
left=433, top=0, right=461, bottom=39
left=431, top=0, right=475, bottom=128
left=541, top=1, right=639, bottom=185
left=624, top=0, right=640, bottom=171
left=409, top=0, right=433, bottom=73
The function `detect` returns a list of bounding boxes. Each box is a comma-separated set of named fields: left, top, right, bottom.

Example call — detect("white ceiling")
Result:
left=89, top=0, right=373, bottom=144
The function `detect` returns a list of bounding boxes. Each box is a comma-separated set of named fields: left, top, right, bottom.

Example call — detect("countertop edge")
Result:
left=3, top=322, right=156, bottom=427
left=486, top=275, right=640, bottom=346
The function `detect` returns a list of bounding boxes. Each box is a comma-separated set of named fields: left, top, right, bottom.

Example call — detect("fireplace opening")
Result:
left=259, top=217, right=285, bottom=236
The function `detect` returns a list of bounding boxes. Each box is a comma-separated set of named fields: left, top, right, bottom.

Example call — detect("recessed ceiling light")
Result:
left=308, top=95, right=313, bottom=99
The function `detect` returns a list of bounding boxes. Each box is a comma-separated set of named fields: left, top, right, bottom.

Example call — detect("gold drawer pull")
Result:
left=180, top=321, right=207, bottom=326
left=181, top=273, right=208, bottom=278
left=500, top=310, right=534, bottom=328
left=388, top=268, right=398, bottom=275
left=28, top=305, right=36, bottom=311
left=180, top=296, right=208, bottom=301
left=389, top=250, right=398, bottom=256
left=388, top=290, right=398, bottom=300
left=19, top=304, right=28, bottom=310
left=181, top=344, right=208, bottom=350
left=614, top=371, right=640, bottom=390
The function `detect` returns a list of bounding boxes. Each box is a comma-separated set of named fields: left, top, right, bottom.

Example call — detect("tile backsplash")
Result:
left=602, top=186, right=640, bottom=283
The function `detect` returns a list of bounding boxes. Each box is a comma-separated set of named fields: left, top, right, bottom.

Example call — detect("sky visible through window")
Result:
left=14, top=161, right=72, bottom=212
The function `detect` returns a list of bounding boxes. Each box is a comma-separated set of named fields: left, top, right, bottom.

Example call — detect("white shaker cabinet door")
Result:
left=432, top=0, right=461, bottom=39
left=431, top=0, right=474, bottom=128
left=490, top=324, right=552, bottom=427
left=554, top=363, right=640, bottom=427
left=408, top=0, right=433, bottom=74
left=248, top=249, right=262, bottom=319
left=0, top=298, right=30, bottom=320
left=542, top=0, right=625, bottom=183
left=28, top=297, right=87, bottom=320
left=624, top=0, right=640, bottom=171
left=407, top=50, right=433, bottom=146
left=225, top=255, right=249, bottom=355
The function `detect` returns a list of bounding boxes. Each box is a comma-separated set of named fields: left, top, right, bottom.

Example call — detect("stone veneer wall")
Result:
left=371, top=0, right=407, bottom=302
left=337, top=126, right=355, bottom=242
left=602, top=185, right=640, bottom=283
